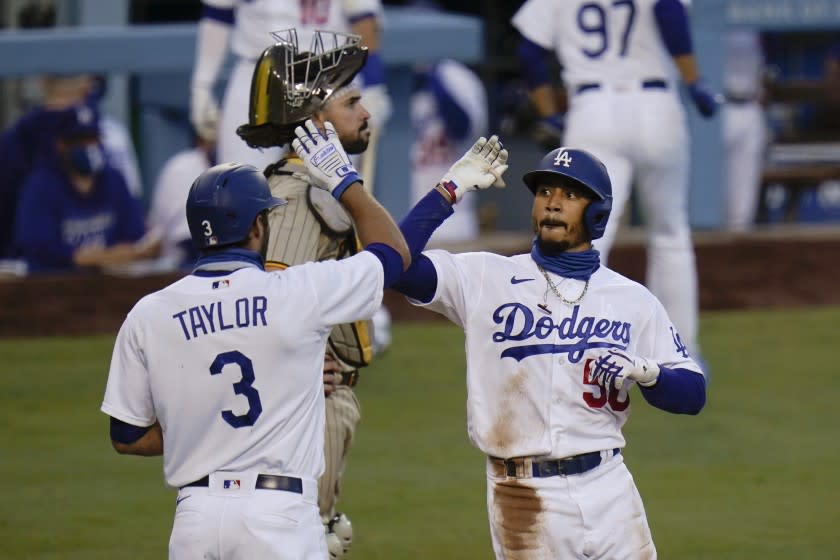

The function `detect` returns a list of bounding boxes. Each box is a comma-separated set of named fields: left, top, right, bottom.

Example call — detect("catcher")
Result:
left=236, top=28, right=376, bottom=558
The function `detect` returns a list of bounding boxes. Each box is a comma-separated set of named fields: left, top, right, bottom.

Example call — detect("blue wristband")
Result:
left=332, top=173, right=362, bottom=200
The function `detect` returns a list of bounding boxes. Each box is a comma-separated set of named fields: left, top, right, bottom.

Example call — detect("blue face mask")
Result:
left=66, top=143, right=105, bottom=176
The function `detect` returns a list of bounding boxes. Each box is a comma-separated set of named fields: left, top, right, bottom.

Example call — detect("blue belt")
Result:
left=576, top=79, right=667, bottom=94
left=494, top=449, right=620, bottom=478
left=182, top=474, right=303, bottom=493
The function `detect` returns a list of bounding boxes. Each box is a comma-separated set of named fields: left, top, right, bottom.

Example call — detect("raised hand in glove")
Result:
left=588, top=349, right=660, bottom=390
left=687, top=81, right=722, bottom=119
left=292, top=119, right=362, bottom=199
left=534, top=113, right=565, bottom=151
left=439, top=135, right=509, bottom=203
left=190, top=86, right=219, bottom=142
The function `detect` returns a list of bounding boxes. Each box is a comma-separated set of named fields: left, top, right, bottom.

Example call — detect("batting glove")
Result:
left=361, top=84, right=393, bottom=129
left=190, top=86, right=219, bottom=142
left=292, top=120, right=362, bottom=199
left=687, top=81, right=722, bottom=119
left=588, top=349, right=660, bottom=390
left=534, top=113, right=565, bottom=151
left=439, top=135, right=509, bottom=203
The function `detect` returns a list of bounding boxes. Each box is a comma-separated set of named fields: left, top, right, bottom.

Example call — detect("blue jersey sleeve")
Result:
left=640, top=366, right=706, bottom=415
left=653, top=0, right=694, bottom=56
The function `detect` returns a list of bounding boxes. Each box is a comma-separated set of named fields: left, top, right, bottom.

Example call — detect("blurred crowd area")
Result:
left=0, top=0, right=839, bottom=279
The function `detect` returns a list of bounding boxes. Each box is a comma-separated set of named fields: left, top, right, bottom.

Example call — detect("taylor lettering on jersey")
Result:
left=492, top=304, right=630, bottom=362
left=172, top=296, right=268, bottom=341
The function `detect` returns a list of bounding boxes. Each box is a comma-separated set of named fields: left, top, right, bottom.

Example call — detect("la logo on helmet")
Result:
left=553, top=150, right=572, bottom=168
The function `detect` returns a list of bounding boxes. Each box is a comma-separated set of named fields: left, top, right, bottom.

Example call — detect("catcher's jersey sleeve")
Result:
left=265, top=174, right=326, bottom=269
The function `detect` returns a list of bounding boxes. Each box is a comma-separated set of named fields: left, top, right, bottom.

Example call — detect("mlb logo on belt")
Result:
left=223, top=479, right=241, bottom=490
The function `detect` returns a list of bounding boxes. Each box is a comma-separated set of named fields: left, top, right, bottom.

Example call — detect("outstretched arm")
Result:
left=291, top=120, right=410, bottom=276
left=653, top=0, right=721, bottom=118
left=190, top=2, right=233, bottom=141
left=392, top=136, right=510, bottom=302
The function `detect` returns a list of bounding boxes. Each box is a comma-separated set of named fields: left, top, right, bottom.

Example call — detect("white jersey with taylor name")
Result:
left=204, top=0, right=383, bottom=60
left=414, top=250, right=701, bottom=460
left=511, top=0, right=690, bottom=91
left=101, top=252, right=383, bottom=488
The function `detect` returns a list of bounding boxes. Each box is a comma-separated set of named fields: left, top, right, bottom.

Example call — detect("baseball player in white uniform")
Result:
left=236, top=29, right=381, bottom=557
left=190, top=0, right=390, bottom=170
left=101, top=125, right=410, bottom=560
left=391, top=138, right=707, bottom=558
left=723, top=28, right=769, bottom=232
left=410, top=59, right=488, bottom=244
left=511, top=0, right=720, bottom=356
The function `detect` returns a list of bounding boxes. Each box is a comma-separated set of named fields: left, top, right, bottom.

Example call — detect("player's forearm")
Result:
left=529, top=85, right=559, bottom=118
left=338, top=183, right=410, bottom=269
left=639, top=366, right=706, bottom=415
left=191, top=15, right=232, bottom=91
left=112, top=422, right=163, bottom=456
left=673, top=55, right=700, bottom=86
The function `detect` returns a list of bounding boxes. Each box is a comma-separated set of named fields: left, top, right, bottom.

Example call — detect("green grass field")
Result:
left=2, top=306, right=839, bottom=559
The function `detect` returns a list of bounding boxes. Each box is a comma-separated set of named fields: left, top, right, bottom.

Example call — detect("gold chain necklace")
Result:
left=538, top=266, right=589, bottom=306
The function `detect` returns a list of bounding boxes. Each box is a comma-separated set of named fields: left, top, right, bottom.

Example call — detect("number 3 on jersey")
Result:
left=577, top=0, right=636, bottom=58
left=210, top=350, right=263, bottom=428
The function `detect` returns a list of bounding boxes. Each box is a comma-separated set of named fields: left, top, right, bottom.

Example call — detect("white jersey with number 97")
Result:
left=512, top=0, right=691, bottom=91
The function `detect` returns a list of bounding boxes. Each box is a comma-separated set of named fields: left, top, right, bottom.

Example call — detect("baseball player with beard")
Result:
left=511, top=0, right=720, bottom=357
left=190, top=0, right=390, bottom=171
left=391, top=139, right=706, bottom=558
left=235, top=29, right=376, bottom=558
left=101, top=143, right=409, bottom=559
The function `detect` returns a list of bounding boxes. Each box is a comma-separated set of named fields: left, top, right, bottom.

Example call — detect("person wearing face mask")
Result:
left=12, top=104, right=156, bottom=274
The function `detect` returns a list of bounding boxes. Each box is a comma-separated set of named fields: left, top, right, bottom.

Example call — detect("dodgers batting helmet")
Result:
left=522, top=147, right=613, bottom=240
left=186, top=163, right=286, bottom=249
left=236, top=28, right=367, bottom=148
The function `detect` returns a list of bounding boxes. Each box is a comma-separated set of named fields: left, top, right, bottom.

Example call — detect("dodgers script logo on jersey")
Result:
left=492, top=303, right=630, bottom=363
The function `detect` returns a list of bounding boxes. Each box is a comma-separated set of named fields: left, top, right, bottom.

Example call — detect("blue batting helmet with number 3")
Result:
left=522, top=147, right=613, bottom=240
left=186, top=163, right=287, bottom=249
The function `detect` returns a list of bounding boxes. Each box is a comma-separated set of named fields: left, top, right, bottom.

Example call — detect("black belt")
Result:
left=338, top=370, right=359, bottom=387
left=182, top=474, right=303, bottom=493
left=576, top=79, right=667, bottom=94
left=493, top=449, right=620, bottom=478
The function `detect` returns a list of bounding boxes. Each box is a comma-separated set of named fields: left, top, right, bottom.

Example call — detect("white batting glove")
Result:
left=588, top=349, right=660, bottom=390
left=361, top=84, right=393, bottom=129
left=190, top=86, right=219, bottom=142
left=292, top=119, right=362, bottom=199
left=439, top=135, right=509, bottom=203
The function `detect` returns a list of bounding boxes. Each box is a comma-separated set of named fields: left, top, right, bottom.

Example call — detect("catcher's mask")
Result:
left=522, top=147, right=613, bottom=240
left=186, top=163, right=287, bottom=249
left=237, top=29, right=368, bottom=148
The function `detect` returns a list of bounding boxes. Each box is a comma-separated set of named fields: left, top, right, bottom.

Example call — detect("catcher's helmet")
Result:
left=186, top=163, right=286, bottom=249
left=522, top=147, right=613, bottom=240
left=237, top=29, right=368, bottom=148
